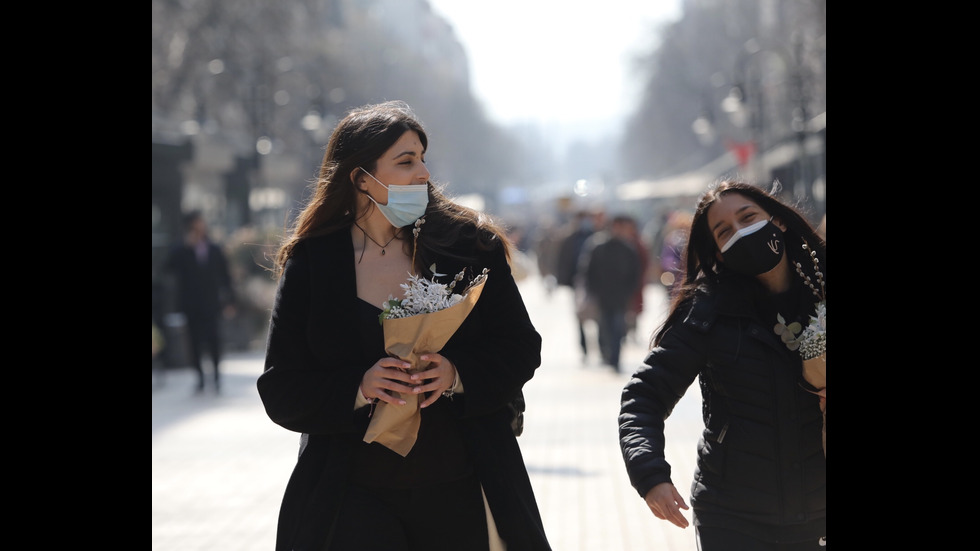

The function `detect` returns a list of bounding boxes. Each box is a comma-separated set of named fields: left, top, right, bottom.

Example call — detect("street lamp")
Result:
left=720, top=84, right=749, bottom=130
left=722, top=39, right=767, bottom=182
left=720, top=36, right=817, bottom=197
left=300, top=110, right=322, bottom=134
left=789, top=33, right=809, bottom=203
left=691, top=112, right=715, bottom=146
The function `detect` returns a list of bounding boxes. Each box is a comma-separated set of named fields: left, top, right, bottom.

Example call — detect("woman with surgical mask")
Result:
left=619, top=180, right=826, bottom=550
left=258, top=101, right=551, bottom=551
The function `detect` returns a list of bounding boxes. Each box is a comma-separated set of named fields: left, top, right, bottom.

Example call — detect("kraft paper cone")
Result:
left=802, top=353, right=826, bottom=390
left=802, top=353, right=826, bottom=457
left=363, top=277, right=486, bottom=456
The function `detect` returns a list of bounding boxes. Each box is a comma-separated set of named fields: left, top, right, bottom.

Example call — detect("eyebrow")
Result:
left=710, top=204, right=755, bottom=233
left=391, top=150, right=421, bottom=160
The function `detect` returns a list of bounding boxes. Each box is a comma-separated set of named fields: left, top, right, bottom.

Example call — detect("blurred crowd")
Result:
left=154, top=203, right=824, bottom=383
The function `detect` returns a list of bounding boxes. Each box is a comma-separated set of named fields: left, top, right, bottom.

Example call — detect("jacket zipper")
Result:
left=717, top=421, right=729, bottom=443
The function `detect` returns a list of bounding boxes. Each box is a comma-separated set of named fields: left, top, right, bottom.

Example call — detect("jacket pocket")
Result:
left=698, top=414, right=729, bottom=478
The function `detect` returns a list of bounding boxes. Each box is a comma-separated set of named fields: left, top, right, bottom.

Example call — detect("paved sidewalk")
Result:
left=152, top=275, right=702, bottom=551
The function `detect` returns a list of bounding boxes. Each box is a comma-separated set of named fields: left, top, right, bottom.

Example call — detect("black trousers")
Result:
left=597, top=306, right=627, bottom=371
left=329, top=473, right=490, bottom=551
left=697, top=525, right=826, bottom=550
left=185, top=314, right=222, bottom=389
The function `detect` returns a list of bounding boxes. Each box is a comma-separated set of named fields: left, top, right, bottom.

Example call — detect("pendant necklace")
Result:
left=354, top=222, right=400, bottom=263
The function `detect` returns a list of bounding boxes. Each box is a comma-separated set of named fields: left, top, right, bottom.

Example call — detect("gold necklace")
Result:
left=354, top=222, right=400, bottom=256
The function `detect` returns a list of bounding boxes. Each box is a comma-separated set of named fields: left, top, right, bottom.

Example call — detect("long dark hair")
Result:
left=412, top=185, right=512, bottom=279
left=274, top=100, right=510, bottom=277
left=653, top=179, right=826, bottom=346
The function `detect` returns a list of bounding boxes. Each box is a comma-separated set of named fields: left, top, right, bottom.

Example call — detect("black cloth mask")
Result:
left=719, top=218, right=784, bottom=276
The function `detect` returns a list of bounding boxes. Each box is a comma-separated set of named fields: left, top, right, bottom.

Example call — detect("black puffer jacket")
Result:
left=619, top=275, right=825, bottom=543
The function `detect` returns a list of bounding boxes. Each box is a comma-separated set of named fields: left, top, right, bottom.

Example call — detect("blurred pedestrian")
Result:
left=554, top=209, right=599, bottom=361
left=505, top=223, right=534, bottom=283
left=152, top=276, right=168, bottom=387
left=656, top=210, right=693, bottom=299
left=152, top=319, right=165, bottom=387
left=623, top=216, right=650, bottom=343
left=619, top=180, right=826, bottom=549
left=531, top=216, right=564, bottom=295
left=161, top=210, right=236, bottom=394
left=256, top=100, right=551, bottom=551
left=580, top=214, right=643, bottom=372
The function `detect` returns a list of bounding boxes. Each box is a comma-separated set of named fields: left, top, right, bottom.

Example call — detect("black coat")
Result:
left=582, top=233, right=642, bottom=311
left=163, top=240, right=234, bottom=321
left=257, top=229, right=551, bottom=551
left=619, top=275, right=826, bottom=543
left=555, top=227, right=591, bottom=287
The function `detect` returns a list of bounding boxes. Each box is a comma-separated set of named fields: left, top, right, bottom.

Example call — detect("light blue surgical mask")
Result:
left=359, top=167, right=429, bottom=227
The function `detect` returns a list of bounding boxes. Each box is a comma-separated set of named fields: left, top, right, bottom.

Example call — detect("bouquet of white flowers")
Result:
left=777, top=298, right=826, bottom=457
left=800, top=300, right=826, bottom=380
left=363, top=266, right=489, bottom=456
left=777, top=244, right=826, bottom=457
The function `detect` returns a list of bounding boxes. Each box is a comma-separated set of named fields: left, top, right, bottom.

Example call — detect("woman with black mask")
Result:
left=619, top=180, right=826, bottom=550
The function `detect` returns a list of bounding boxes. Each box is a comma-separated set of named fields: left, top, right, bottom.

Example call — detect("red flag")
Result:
left=725, top=139, right=756, bottom=166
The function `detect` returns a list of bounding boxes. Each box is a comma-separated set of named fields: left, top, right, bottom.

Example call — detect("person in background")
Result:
left=623, top=215, right=650, bottom=343
left=504, top=223, right=533, bottom=283
left=555, top=209, right=599, bottom=362
left=655, top=210, right=693, bottom=299
left=531, top=215, right=564, bottom=296
left=580, top=214, right=643, bottom=372
left=619, top=180, right=826, bottom=550
left=162, top=210, right=236, bottom=394
left=257, top=101, right=551, bottom=551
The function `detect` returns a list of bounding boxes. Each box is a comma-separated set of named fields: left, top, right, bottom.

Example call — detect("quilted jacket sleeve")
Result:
left=619, top=304, right=706, bottom=499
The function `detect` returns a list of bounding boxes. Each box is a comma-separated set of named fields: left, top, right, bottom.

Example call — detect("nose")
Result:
left=418, top=164, right=430, bottom=183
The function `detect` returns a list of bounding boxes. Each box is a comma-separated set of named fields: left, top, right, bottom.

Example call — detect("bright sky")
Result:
left=428, top=0, right=682, bottom=143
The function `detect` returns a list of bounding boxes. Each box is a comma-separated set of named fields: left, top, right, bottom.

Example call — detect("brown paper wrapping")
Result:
left=363, top=277, right=487, bottom=456
left=802, top=353, right=826, bottom=457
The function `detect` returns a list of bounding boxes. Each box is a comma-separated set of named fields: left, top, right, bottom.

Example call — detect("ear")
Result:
left=349, top=167, right=364, bottom=190
left=772, top=217, right=788, bottom=232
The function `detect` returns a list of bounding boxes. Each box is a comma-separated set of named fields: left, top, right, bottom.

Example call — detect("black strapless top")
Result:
left=350, top=298, right=473, bottom=489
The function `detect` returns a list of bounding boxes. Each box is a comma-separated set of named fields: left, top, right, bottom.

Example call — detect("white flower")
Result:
left=379, top=267, right=489, bottom=323
left=798, top=300, right=826, bottom=360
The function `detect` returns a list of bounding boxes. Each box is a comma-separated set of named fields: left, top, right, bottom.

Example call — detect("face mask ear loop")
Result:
left=358, top=166, right=389, bottom=190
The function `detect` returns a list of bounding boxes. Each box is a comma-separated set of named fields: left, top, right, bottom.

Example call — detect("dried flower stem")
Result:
left=794, top=238, right=825, bottom=301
